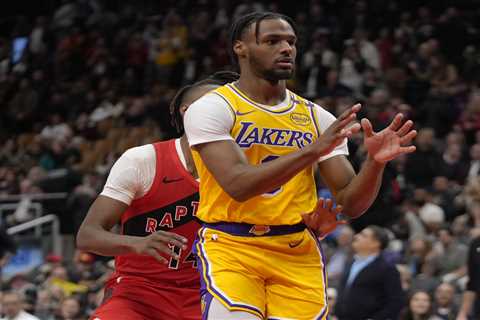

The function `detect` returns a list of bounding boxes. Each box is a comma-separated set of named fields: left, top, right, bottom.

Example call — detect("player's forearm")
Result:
left=225, top=146, right=320, bottom=201
left=458, top=291, right=476, bottom=317
left=76, top=225, right=139, bottom=256
left=336, top=155, right=385, bottom=218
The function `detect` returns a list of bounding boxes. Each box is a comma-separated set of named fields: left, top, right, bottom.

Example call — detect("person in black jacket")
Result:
left=456, top=235, right=480, bottom=320
left=335, top=225, right=406, bottom=320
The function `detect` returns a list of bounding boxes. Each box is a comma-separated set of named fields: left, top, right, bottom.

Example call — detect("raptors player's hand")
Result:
left=131, top=231, right=188, bottom=264
left=311, top=104, right=362, bottom=157
left=362, top=113, right=417, bottom=163
left=301, top=198, right=347, bottom=239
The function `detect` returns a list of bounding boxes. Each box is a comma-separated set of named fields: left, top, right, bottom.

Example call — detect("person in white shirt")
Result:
left=1, top=291, right=39, bottom=320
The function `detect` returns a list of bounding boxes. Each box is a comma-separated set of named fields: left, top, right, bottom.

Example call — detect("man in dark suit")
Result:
left=335, top=225, right=405, bottom=320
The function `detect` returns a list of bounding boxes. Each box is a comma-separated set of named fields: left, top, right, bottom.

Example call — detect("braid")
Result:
left=169, top=71, right=240, bottom=134
left=228, top=12, right=298, bottom=70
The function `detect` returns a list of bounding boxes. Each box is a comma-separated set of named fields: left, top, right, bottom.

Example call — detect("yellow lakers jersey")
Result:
left=192, top=83, right=321, bottom=225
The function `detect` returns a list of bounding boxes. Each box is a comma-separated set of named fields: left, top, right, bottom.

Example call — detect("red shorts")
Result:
left=91, top=276, right=201, bottom=320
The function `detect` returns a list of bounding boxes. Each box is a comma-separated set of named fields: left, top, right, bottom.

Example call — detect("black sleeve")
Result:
left=466, top=237, right=480, bottom=292
left=372, top=265, right=406, bottom=320
left=0, top=227, right=16, bottom=258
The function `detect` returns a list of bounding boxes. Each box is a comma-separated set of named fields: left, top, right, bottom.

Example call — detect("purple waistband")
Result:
left=202, top=222, right=306, bottom=236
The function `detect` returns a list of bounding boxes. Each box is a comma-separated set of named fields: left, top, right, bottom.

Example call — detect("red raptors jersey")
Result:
left=113, top=140, right=200, bottom=286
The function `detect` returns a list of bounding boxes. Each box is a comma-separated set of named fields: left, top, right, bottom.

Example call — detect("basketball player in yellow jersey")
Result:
left=184, top=12, right=417, bottom=320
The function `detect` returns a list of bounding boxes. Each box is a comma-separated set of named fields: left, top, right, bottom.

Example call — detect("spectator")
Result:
left=405, top=128, right=441, bottom=188
left=59, top=297, right=85, bottom=320
left=433, top=282, right=458, bottom=320
left=327, top=225, right=355, bottom=288
left=429, top=226, right=468, bottom=283
left=399, top=290, right=443, bottom=320
left=456, top=235, right=480, bottom=319
left=1, top=291, right=39, bottom=320
left=335, top=226, right=405, bottom=320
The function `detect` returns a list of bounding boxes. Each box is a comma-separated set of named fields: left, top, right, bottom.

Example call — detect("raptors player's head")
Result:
left=169, top=71, right=240, bottom=135
left=229, top=12, right=297, bottom=82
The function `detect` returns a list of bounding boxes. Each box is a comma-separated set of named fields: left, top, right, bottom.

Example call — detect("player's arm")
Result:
left=76, top=149, right=187, bottom=263
left=185, top=96, right=361, bottom=202
left=318, top=114, right=416, bottom=218
left=318, top=154, right=384, bottom=218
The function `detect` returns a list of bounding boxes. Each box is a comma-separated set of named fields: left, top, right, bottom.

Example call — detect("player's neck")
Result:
left=180, top=135, right=198, bottom=179
left=236, top=75, right=287, bottom=106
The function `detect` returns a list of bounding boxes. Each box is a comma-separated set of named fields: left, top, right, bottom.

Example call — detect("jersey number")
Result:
left=168, top=245, right=197, bottom=270
left=261, top=155, right=283, bottom=197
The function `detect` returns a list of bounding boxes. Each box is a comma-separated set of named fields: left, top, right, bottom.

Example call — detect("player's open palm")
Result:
left=362, top=113, right=417, bottom=163
left=132, top=231, right=187, bottom=264
left=301, top=198, right=346, bottom=239
left=315, top=104, right=362, bottom=157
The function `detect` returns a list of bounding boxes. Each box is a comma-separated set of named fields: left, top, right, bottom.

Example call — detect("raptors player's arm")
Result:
left=76, top=145, right=187, bottom=264
left=183, top=94, right=361, bottom=202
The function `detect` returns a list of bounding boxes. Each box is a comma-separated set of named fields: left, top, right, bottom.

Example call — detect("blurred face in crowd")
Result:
left=437, top=229, right=453, bottom=246
left=415, top=128, right=435, bottom=150
left=410, top=291, right=432, bottom=316
left=352, top=228, right=380, bottom=255
left=445, top=143, right=462, bottom=161
left=433, top=176, right=449, bottom=192
left=51, top=265, right=68, bottom=280
left=235, top=18, right=297, bottom=82
left=337, top=226, right=354, bottom=247
left=61, top=297, right=81, bottom=319
left=435, top=283, right=455, bottom=307
left=470, top=144, right=480, bottom=160
left=409, top=238, right=430, bottom=258
left=2, top=292, right=22, bottom=318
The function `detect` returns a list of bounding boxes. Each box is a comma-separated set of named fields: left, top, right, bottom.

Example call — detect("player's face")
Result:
left=243, top=18, right=297, bottom=81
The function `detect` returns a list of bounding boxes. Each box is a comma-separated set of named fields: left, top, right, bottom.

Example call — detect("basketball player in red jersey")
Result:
left=76, top=71, right=240, bottom=320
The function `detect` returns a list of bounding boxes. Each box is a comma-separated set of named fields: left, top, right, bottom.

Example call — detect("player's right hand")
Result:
left=301, top=198, right=347, bottom=239
left=131, top=231, right=188, bottom=264
left=311, top=104, right=361, bottom=157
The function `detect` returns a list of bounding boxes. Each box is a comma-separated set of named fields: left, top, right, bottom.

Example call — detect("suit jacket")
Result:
left=335, top=253, right=405, bottom=320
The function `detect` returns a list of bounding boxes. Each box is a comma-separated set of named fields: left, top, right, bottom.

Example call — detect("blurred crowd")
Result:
left=2, top=0, right=480, bottom=319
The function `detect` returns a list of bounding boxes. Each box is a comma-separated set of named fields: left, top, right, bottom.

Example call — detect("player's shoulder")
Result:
left=189, top=89, right=229, bottom=108
left=119, top=143, right=157, bottom=164
left=291, top=91, right=334, bottom=118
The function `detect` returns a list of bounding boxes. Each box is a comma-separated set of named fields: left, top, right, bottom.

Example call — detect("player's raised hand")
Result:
left=361, top=113, right=417, bottom=163
left=313, top=104, right=362, bottom=157
left=131, top=231, right=188, bottom=264
left=301, top=198, right=347, bottom=239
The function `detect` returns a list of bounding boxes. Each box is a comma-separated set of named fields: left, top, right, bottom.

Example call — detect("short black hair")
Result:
left=368, top=225, right=390, bottom=251
left=228, top=12, right=297, bottom=69
left=169, top=71, right=240, bottom=134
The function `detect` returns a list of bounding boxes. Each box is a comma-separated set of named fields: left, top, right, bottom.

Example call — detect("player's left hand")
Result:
left=361, top=113, right=417, bottom=163
left=301, top=198, right=346, bottom=239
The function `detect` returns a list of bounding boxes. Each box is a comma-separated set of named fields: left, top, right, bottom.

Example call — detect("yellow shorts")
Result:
left=195, top=224, right=328, bottom=320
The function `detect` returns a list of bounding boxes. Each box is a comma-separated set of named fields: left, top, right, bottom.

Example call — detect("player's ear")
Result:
left=233, top=40, right=247, bottom=59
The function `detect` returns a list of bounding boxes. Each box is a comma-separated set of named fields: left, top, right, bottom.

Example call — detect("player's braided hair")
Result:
left=169, top=71, right=240, bottom=134
left=228, top=12, right=297, bottom=70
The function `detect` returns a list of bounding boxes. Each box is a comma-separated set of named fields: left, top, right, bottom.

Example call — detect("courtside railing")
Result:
left=7, top=214, right=62, bottom=255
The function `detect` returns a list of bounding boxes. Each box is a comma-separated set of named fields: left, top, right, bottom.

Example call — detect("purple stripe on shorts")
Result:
left=201, top=292, right=213, bottom=320
left=196, top=228, right=264, bottom=318
left=308, top=229, right=329, bottom=320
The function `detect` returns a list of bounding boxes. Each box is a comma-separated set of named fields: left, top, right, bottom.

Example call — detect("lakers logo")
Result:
left=290, top=113, right=311, bottom=126
left=249, top=225, right=271, bottom=236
